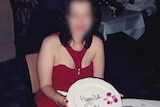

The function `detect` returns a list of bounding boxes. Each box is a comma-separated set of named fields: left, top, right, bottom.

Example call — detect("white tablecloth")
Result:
left=122, top=99, right=160, bottom=107
left=99, top=10, right=145, bottom=41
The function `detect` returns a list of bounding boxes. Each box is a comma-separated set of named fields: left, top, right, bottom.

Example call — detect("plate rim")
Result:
left=67, top=77, right=122, bottom=107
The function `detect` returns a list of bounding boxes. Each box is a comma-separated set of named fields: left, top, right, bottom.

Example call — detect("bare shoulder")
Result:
left=89, top=35, right=104, bottom=53
left=42, top=33, right=61, bottom=48
left=92, top=35, right=104, bottom=47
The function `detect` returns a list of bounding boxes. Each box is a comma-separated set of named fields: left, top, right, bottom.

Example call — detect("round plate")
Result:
left=67, top=78, right=122, bottom=107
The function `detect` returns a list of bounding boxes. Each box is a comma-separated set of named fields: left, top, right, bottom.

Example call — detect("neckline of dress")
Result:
left=68, top=46, right=86, bottom=52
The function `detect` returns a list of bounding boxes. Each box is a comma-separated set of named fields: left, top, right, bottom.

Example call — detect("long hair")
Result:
left=59, top=0, right=101, bottom=49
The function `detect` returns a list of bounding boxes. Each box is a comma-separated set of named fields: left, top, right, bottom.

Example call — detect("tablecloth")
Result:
left=99, top=10, right=145, bottom=41
left=122, top=99, right=160, bottom=107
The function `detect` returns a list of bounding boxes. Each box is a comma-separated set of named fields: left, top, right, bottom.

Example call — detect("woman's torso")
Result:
left=35, top=33, right=94, bottom=106
left=52, top=46, right=94, bottom=92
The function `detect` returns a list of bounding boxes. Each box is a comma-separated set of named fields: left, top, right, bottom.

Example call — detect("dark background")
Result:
left=0, top=0, right=160, bottom=107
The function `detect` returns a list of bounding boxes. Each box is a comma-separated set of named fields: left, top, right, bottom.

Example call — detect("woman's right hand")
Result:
left=62, top=97, right=68, bottom=107
left=56, top=93, right=68, bottom=107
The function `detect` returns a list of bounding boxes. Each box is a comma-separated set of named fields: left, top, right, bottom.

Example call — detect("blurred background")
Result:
left=0, top=0, right=160, bottom=107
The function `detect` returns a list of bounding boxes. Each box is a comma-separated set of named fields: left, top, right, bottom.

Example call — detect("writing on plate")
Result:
left=80, top=94, right=101, bottom=107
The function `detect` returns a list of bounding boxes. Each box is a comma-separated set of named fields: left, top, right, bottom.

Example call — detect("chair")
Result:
left=25, top=53, right=39, bottom=93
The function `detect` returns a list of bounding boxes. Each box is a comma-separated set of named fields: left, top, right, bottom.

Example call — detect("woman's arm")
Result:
left=92, top=36, right=124, bottom=97
left=92, top=36, right=105, bottom=79
left=91, top=36, right=125, bottom=97
left=37, top=35, right=68, bottom=105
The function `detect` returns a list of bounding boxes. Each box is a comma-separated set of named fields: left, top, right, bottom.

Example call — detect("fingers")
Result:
left=63, top=97, right=69, bottom=107
left=120, top=93, right=124, bottom=97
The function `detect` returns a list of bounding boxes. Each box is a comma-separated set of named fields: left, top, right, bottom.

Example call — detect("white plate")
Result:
left=67, top=78, right=122, bottom=107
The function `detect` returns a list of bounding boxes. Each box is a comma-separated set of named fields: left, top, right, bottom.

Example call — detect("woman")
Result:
left=35, top=0, right=104, bottom=107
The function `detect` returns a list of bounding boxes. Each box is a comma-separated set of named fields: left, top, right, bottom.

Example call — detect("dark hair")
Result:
left=59, top=0, right=101, bottom=49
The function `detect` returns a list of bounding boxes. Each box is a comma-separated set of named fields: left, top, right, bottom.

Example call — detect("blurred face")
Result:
left=67, top=0, right=94, bottom=38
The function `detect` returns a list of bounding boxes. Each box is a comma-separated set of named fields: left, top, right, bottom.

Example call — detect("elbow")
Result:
left=39, top=84, right=52, bottom=91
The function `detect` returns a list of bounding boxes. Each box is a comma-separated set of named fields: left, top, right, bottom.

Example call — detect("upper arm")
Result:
left=37, top=35, right=58, bottom=88
left=92, top=36, right=105, bottom=79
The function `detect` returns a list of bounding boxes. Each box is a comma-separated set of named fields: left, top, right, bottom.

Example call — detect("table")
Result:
left=122, top=99, right=160, bottom=107
left=99, top=10, right=145, bottom=41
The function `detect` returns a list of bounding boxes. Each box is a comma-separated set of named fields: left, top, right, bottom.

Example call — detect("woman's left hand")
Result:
left=120, top=93, right=124, bottom=97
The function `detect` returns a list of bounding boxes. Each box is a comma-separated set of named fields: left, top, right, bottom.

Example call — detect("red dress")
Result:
left=35, top=39, right=94, bottom=107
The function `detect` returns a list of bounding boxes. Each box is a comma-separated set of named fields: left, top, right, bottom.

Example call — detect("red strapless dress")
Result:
left=35, top=39, right=94, bottom=107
